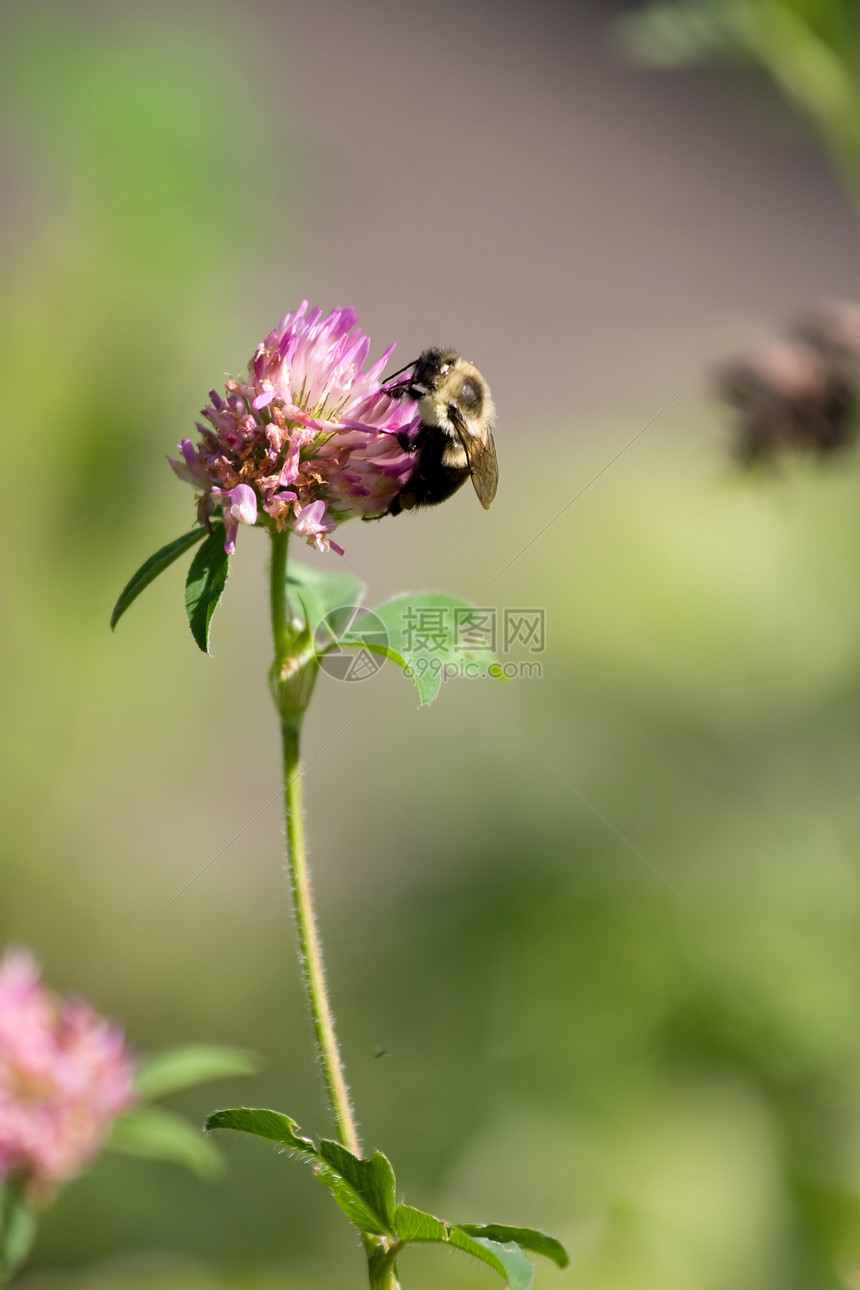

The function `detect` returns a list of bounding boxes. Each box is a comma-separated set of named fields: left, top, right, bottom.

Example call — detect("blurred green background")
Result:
left=5, top=0, right=860, bottom=1287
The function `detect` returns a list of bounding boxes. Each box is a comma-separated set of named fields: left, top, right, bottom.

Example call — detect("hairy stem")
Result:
left=278, top=719, right=362, bottom=1154
left=369, top=1243, right=404, bottom=1290
left=269, top=523, right=292, bottom=665
left=270, top=527, right=361, bottom=1155
left=270, top=529, right=396, bottom=1285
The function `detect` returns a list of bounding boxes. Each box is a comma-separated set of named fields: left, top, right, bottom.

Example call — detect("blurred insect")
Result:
left=380, top=348, right=498, bottom=516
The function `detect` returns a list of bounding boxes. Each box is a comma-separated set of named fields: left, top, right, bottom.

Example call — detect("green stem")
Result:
left=368, top=1243, right=402, bottom=1290
left=270, top=527, right=361, bottom=1156
left=279, top=718, right=362, bottom=1155
left=0, top=1177, right=35, bottom=1286
left=270, top=523, right=292, bottom=665
left=269, top=528, right=399, bottom=1284
left=269, top=529, right=397, bottom=1286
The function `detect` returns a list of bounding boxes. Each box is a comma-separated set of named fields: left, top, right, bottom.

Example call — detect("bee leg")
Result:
left=386, top=490, right=418, bottom=517
left=397, top=430, right=420, bottom=452
left=383, top=379, right=412, bottom=399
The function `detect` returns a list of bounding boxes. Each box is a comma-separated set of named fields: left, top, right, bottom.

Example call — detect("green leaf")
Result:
left=287, top=562, right=364, bottom=634
left=203, top=1107, right=317, bottom=1157
left=338, top=592, right=504, bottom=706
left=202, top=1105, right=558, bottom=1285
left=107, top=1106, right=222, bottom=1178
left=316, top=1141, right=396, bottom=1236
left=394, top=1204, right=448, bottom=1243
left=185, top=523, right=229, bottom=654
left=134, top=1045, right=258, bottom=1101
left=457, top=1225, right=569, bottom=1269
left=206, top=1108, right=398, bottom=1238
left=206, top=1109, right=399, bottom=1238
left=448, top=1227, right=535, bottom=1290
left=110, top=528, right=206, bottom=630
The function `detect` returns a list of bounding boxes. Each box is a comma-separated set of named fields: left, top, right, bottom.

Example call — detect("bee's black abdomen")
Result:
left=388, top=424, right=469, bottom=514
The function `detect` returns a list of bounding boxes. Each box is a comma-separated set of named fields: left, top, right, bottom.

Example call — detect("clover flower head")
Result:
left=794, top=299, right=860, bottom=366
left=0, top=948, right=136, bottom=1196
left=169, top=303, right=422, bottom=555
left=716, top=330, right=857, bottom=464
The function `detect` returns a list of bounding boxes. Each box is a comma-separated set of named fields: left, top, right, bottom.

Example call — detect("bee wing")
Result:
left=449, top=408, right=499, bottom=509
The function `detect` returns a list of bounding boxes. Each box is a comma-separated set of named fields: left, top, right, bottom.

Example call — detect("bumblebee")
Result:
left=382, top=348, right=498, bottom=516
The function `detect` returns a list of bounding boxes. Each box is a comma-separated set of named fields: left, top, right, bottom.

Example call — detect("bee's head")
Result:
left=412, top=348, right=460, bottom=392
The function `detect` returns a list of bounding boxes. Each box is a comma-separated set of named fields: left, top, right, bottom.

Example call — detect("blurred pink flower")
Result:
left=169, top=302, right=421, bottom=555
left=0, top=949, right=136, bottom=1196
